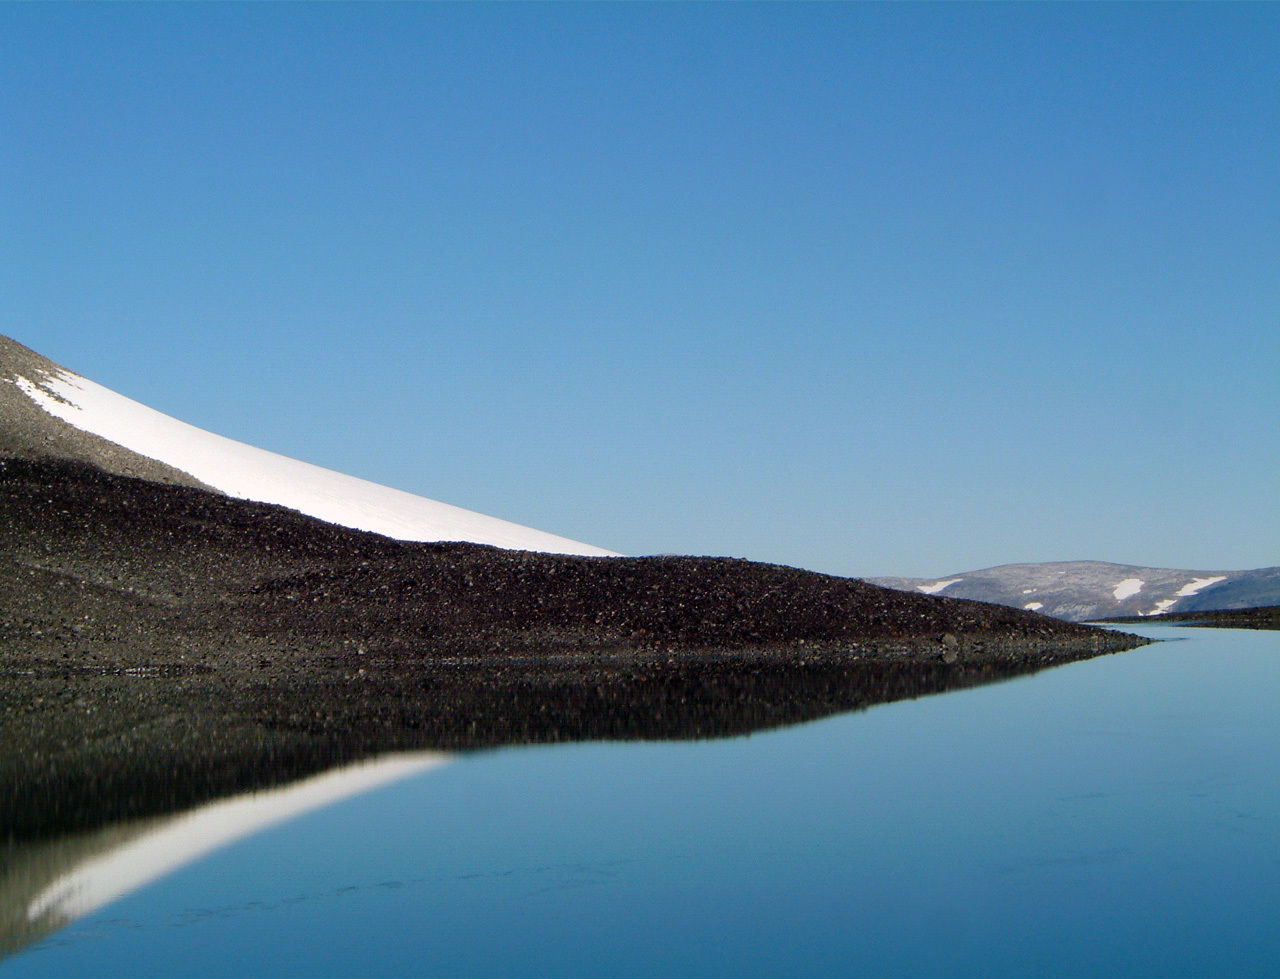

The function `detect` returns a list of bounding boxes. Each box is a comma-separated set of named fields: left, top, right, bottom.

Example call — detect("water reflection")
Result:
left=4, top=627, right=1277, bottom=975
left=4, top=643, right=1125, bottom=844
left=1, top=635, right=1149, bottom=964
left=3, top=753, right=447, bottom=956
left=0, top=646, right=1079, bottom=960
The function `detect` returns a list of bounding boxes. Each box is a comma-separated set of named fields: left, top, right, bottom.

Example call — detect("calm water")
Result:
left=5, top=625, right=1278, bottom=976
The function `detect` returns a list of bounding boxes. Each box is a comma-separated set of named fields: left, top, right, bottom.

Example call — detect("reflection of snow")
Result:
left=16, top=371, right=613, bottom=556
left=917, top=579, right=961, bottom=595
left=27, top=752, right=448, bottom=926
left=1112, top=579, right=1144, bottom=601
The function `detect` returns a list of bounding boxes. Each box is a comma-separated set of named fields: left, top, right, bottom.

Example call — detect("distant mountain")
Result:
left=871, top=562, right=1280, bottom=621
left=0, top=335, right=614, bottom=556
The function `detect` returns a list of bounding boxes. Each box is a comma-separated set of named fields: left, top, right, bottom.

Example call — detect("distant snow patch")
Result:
left=1176, top=576, right=1226, bottom=597
left=1113, top=578, right=1144, bottom=601
left=917, top=578, right=961, bottom=595
left=1022, top=589, right=1034, bottom=594
left=1139, top=577, right=1228, bottom=615
left=1024, top=602, right=1043, bottom=611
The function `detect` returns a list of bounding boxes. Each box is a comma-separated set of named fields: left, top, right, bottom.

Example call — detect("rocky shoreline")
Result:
left=1102, top=606, right=1280, bottom=630
left=2, top=457, right=1148, bottom=840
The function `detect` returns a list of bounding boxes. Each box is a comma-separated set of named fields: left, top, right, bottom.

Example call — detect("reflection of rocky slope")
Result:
left=872, top=562, right=1280, bottom=621
left=1, top=457, right=1146, bottom=843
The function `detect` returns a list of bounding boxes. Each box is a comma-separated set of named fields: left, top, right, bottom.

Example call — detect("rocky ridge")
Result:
left=872, top=561, right=1280, bottom=621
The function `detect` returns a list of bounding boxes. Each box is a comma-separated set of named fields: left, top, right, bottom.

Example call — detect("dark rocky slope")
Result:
left=2, top=457, right=1146, bottom=841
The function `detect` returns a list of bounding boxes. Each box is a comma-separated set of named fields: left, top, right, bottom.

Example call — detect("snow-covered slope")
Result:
left=2, top=337, right=615, bottom=556
left=871, top=561, right=1279, bottom=621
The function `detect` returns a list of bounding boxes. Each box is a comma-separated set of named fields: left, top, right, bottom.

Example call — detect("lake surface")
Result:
left=4, top=625, right=1278, bottom=976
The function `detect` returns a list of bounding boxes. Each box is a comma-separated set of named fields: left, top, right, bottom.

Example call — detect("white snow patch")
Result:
left=28, top=752, right=448, bottom=925
left=917, top=578, right=961, bottom=595
left=1140, top=577, right=1228, bottom=615
left=1022, top=589, right=1034, bottom=594
left=1113, top=578, right=1144, bottom=601
left=16, top=371, right=616, bottom=556
left=1024, top=602, right=1043, bottom=611
left=1176, top=576, right=1227, bottom=598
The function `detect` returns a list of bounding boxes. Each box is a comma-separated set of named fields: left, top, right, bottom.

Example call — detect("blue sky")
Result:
left=3, top=3, right=1277, bottom=576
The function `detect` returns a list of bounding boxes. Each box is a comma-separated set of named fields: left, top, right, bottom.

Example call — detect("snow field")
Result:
left=17, top=370, right=616, bottom=556
left=1112, top=578, right=1144, bottom=601
left=917, top=578, right=961, bottom=595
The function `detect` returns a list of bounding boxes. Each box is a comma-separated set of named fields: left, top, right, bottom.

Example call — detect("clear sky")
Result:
left=3, top=3, right=1277, bottom=576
